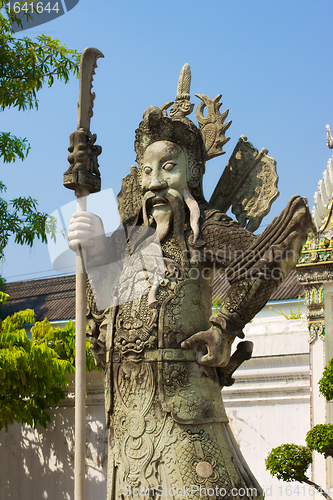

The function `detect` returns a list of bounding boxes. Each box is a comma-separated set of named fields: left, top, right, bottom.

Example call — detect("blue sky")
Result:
left=2, top=0, right=333, bottom=282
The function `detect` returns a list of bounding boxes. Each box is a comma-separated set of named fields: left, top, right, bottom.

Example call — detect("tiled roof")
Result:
left=269, top=270, right=304, bottom=301
left=213, top=269, right=304, bottom=302
left=4, top=275, right=75, bottom=321
left=4, top=269, right=303, bottom=321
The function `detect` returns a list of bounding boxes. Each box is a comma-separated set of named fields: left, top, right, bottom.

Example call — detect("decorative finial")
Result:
left=327, top=124, right=333, bottom=149
left=169, top=63, right=194, bottom=118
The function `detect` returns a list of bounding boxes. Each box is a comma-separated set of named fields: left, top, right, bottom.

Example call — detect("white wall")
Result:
left=0, top=371, right=107, bottom=500
left=224, top=316, right=311, bottom=499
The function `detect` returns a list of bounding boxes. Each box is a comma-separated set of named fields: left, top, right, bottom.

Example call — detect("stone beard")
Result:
left=142, top=188, right=200, bottom=246
left=141, top=140, right=201, bottom=245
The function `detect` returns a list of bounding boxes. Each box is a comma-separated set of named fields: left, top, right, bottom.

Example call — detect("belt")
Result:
left=112, top=348, right=196, bottom=363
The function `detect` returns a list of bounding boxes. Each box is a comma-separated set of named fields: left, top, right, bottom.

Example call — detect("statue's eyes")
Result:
left=163, top=162, right=176, bottom=172
left=144, top=166, right=152, bottom=175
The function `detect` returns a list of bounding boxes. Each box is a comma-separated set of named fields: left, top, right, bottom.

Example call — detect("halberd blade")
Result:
left=77, top=47, right=104, bottom=131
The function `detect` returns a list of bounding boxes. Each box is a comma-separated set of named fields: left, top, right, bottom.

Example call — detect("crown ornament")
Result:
left=169, top=63, right=195, bottom=118
left=195, top=94, right=231, bottom=160
left=161, top=63, right=231, bottom=160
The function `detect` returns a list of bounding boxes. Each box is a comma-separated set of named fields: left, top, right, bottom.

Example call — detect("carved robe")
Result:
left=87, top=196, right=311, bottom=500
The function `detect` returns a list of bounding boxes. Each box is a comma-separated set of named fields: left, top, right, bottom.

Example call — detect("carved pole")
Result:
left=74, top=188, right=88, bottom=500
left=63, top=47, right=104, bottom=500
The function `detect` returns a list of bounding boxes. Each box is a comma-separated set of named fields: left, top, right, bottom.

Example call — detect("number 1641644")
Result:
left=5, top=2, right=60, bottom=14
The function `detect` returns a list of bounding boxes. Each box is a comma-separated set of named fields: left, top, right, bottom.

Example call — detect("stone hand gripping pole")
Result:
left=63, top=47, right=104, bottom=500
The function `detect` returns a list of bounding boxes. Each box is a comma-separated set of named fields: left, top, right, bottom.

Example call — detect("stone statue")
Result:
left=67, top=64, right=312, bottom=499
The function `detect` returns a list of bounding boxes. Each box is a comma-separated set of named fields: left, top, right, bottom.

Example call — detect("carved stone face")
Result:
left=141, top=140, right=188, bottom=214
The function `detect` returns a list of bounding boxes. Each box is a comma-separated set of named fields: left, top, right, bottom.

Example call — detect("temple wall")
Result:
left=0, top=371, right=107, bottom=500
left=224, top=316, right=311, bottom=499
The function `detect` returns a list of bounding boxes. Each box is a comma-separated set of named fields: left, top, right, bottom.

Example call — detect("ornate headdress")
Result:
left=134, top=63, right=231, bottom=197
left=118, top=64, right=232, bottom=223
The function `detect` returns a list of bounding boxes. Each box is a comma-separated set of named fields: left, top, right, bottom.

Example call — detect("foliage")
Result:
left=306, top=424, right=333, bottom=459
left=266, top=356, right=333, bottom=499
left=0, top=296, right=97, bottom=431
left=0, top=182, right=57, bottom=260
left=269, top=295, right=303, bottom=320
left=0, top=132, right=30, bottom=163
left=319, top=358, right=333, bottom=401
left=31, top=318, right=96, bottom=372
left=0, top=308, right=74, bottom=430
left=0, top=6, right=84, bottom=432
left=265, top=444, right=312, bottom=482
left=0, top=276, right=8, bottom=319
left=0, top=1, right=80, bottom=161
left=212, top=296, right=222, bottom=315
left=0, top=2, right=80, bottom=261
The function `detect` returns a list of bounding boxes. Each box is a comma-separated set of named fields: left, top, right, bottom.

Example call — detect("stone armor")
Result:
left=87, top=199, right=310, bottom=499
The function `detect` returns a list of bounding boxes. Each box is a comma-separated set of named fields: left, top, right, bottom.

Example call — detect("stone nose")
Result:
left=149, top=177, right=168, bottom=192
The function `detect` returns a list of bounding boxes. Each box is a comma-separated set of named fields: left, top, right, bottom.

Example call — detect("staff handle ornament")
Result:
left=63, top=46, right=104, bottom=500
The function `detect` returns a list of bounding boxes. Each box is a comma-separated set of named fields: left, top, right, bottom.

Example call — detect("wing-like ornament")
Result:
left=195, top=94, right=231, bottom=160
left=209, top=135, right=279, bottom=232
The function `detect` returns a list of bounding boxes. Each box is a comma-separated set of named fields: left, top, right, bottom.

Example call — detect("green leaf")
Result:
left=319, top=358, right=333, bottom=401
left=0, top=291, right=8, bottom=304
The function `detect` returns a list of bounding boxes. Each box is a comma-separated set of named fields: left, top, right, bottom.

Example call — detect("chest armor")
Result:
left=107, top=238, right=225, bottom=425
left=113, top=237, right=212, bottom=355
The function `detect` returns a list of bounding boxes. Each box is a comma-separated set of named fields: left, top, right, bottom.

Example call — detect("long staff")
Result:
left=63, top=46, right=104, bottom=500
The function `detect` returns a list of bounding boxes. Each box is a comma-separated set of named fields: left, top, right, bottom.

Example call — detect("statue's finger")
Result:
left=68, top=222, right=93, bottom=233
left=68, top=238, right=94, bottom=252
left=67, top=229, right=93, bottom=241
left=181, top=331, right=205, bottom=349
left=199, top=352, right=223, bottom=367
left=199, top=353, right=215, bottom=365
left=70, top=212, right=94, bottom=223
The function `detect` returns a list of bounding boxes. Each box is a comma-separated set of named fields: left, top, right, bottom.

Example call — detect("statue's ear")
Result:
left=117, top=166, right=143, bottom=225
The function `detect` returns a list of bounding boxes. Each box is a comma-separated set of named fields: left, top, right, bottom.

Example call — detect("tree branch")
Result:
left=303, top=479, right=332, bottom=500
